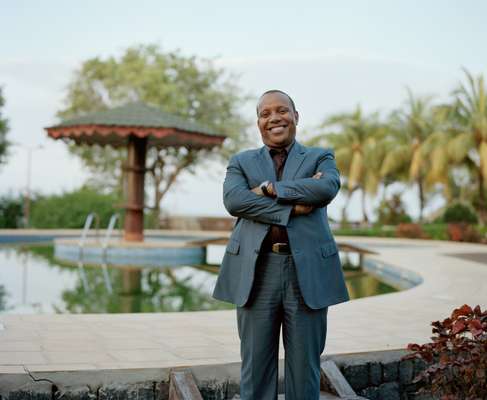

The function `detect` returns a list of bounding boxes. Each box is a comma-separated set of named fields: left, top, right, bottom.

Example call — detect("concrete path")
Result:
left=0, top=237, right=486, bottom=376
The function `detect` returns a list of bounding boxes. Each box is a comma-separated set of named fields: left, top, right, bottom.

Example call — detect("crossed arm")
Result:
left=223, top=150, right=340, bottom=226
left=258, top=150, right=341, bottom=208
left=223, top=155, right=294, bottom=226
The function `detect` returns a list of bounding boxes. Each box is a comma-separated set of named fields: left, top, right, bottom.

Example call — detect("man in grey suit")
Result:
left=213, top=90, right=349, bottom=400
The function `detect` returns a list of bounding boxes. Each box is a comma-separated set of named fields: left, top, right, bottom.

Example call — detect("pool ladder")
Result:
left=78, top=212, right=121, bottom=293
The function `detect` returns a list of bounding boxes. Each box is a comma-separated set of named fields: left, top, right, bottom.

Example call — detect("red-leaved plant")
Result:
left=395, top=223, right=427, bottom=239
left=447, top=223, right=482, bottom=243
left=403, top=304, right=487, bottom=399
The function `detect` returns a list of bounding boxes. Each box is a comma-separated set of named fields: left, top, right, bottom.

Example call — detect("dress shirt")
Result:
left=260, top=141, right=295, bottom=251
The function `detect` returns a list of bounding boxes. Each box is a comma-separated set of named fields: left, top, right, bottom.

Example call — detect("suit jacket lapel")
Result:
left=282, top=141, right=306, bottom=180
left=255, top=146, right=277, bottom=181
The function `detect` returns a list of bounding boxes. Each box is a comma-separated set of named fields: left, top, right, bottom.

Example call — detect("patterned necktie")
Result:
left=266, top=147, right=290, bottom=246
left=270, top=148, right=288, bottom=180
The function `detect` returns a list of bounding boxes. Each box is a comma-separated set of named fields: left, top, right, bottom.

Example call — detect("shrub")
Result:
left=404, top=304, right=487, bottom=400
left=443, top=202, right=478, bottom=224
left=422, top=224, right=449, bottom=240
left=0, top=194, right=23, bottom=228
left=395, top=223, right=427, bottom=239
left=376, top=193, right=412, bottom=225
left=30, top=187, right=120, bottom=229
left=447, top=223, right=482, bottom=243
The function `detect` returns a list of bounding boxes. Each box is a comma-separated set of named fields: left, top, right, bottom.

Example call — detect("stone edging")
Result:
left=0, top=349, right=432, bottom=400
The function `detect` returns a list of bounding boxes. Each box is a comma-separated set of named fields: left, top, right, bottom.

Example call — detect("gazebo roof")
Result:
left=46, top=102, right=226, bottom=148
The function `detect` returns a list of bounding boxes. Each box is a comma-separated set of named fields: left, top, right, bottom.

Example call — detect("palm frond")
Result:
left=448, top=132, right=474, bottom=163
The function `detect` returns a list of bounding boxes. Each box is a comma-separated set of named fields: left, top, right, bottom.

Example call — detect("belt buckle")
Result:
left=272, top=243, right=289, bottom=254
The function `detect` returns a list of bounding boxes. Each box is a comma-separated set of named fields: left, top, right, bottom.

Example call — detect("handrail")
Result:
left=79, top=212, right=100, bottom=247
left=102, top=213, right=121, bottom=251
left=78, top=212, right=100, bottom=260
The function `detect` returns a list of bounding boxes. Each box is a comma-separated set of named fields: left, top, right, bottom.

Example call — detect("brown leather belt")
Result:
left=270, top=242, right=291, bottom=254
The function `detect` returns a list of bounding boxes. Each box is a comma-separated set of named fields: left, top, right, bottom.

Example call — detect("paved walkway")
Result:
left=1, top=237, right=486, bottom=376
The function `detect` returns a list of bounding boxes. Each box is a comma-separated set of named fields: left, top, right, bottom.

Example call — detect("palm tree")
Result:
left=307, top=105, right=386, bottom=224
left=380, top=89, right=449, bottom=221
left=447, top=69, right=487, bottom=221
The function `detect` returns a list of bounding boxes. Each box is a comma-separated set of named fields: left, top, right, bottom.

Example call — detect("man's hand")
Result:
left=251, top=181, right=275, bottom=197
left=251, top=186, right=264, bottom=196
left=251, top=172, right=322, bottom=197
left=291, top=204, right=314, bottom=215
left=250, top=172, right=322, bottom=216
left=290, top=172, right=321, bottom=215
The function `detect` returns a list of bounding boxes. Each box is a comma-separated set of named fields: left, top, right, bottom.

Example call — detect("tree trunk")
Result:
left=341, top=192, right=350, bottom=227
left=340, top=204, right=348, bottom=228
left=341, top=188, right=357, bottom=227
left=152, top=174, right=164, bottom=228
left=150, top=149, right=197, bottom=228
left=382, top=182, right=389, bottom=203
left=417, top=177, right=425, bottom=223
left=478, top=168, right=487, bottom=223
left=361, top=189, right=369, bottom=224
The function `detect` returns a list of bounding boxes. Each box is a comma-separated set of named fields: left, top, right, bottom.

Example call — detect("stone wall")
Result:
left=1, top=350, right=434, bottom=400
left=328, top=350, right=431, bottom=400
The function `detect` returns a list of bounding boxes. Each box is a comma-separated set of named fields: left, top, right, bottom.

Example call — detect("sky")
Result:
left=1, top=0, right=487, bottom=220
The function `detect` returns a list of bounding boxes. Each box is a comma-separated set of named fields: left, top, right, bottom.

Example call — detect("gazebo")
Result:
left=46, top=102, right=226, bottom=242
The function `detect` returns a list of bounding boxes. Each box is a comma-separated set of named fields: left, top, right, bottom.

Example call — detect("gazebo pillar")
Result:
left=124, top=136, right=147, bottom=242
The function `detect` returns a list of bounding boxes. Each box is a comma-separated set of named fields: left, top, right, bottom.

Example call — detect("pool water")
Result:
left=0, top=245, right=396, bottom=314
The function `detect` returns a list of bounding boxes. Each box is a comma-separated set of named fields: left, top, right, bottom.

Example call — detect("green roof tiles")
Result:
left=54, top=102, right=223, bottom=137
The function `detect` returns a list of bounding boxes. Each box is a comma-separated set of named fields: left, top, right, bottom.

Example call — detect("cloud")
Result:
left=218, top=48, right=447, bottom=73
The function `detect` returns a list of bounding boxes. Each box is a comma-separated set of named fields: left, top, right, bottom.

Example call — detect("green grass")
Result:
left=334, top=223, right=486, bottom=241
left=333, top=226, right=395, bottom=237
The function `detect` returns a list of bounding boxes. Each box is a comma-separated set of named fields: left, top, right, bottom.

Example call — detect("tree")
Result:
left=380, top=89, right=449, bottom=221
left=0, top=87, right=10, bottom=168
left=447, top=69, right=487, bottom=221
left=307, top=106, right=387, bottom=224
left=57, top=44, right=251, bottom=225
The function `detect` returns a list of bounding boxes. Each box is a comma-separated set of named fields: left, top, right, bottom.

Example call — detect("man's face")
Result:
left=257, top=92, right=299, bottom=149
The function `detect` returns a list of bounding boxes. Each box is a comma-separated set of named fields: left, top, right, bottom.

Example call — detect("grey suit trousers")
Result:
left=237, top=252, right=328, bottom=400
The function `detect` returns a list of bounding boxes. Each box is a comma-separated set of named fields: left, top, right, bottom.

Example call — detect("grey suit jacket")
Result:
left=212, top=141, right=350, bottom=309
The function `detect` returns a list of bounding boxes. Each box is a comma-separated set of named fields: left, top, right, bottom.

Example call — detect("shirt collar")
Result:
left=266, top=140, right=295, bottom=155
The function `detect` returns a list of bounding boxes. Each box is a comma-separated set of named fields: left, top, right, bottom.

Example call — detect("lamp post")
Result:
left=24, top=144, right=43, bottom=228
left=12, top=143, right=43, bottom=228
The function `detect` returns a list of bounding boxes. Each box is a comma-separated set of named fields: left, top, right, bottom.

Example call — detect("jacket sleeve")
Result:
left=223, top=154, right=293, bottom=226
left=273, top=149, right=341, bottom=207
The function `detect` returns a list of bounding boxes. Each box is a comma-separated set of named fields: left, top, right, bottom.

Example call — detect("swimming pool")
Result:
left=0, top=244, right=396, bottom=314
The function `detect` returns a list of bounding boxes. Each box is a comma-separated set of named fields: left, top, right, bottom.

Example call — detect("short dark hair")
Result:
left=256, top=90, right=296, bottom=115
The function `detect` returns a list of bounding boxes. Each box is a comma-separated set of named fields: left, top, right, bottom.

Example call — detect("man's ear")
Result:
left=295, top=111, right=299, bottom=125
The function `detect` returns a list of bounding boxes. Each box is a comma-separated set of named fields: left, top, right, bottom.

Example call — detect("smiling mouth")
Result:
left=268, top=126, right=287, bottom=134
